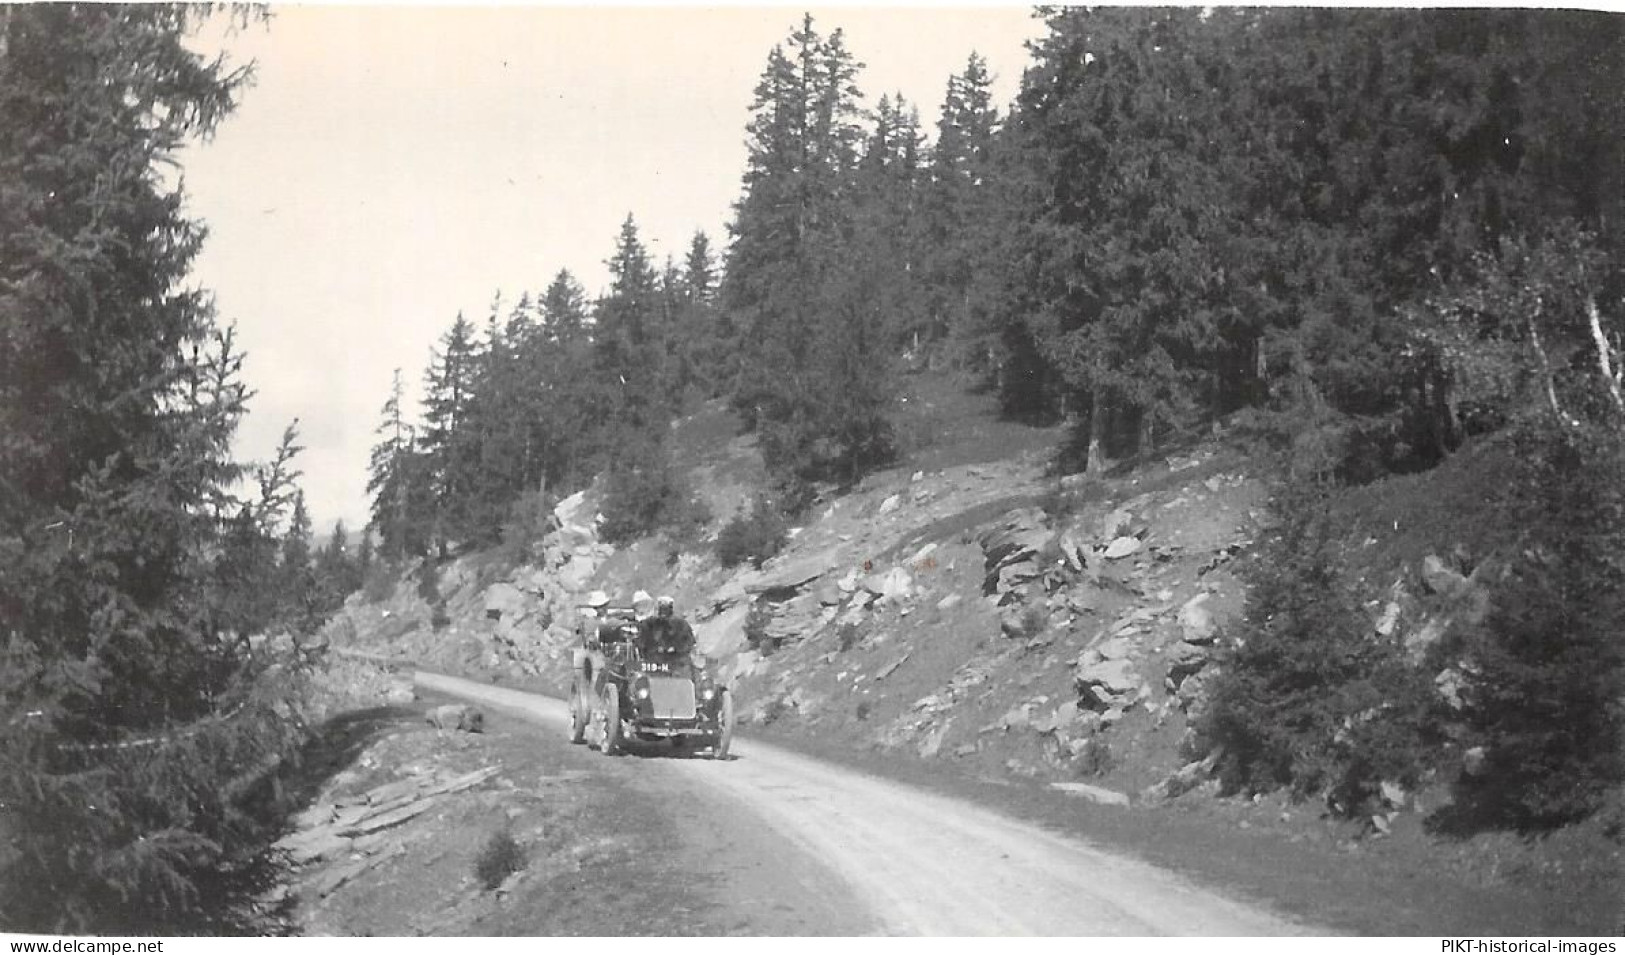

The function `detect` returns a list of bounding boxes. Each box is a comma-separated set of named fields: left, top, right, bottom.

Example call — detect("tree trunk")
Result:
left=1085, top=386, right=1106, bottom=475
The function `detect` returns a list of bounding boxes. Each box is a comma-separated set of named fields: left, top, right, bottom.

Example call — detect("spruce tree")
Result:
left=0, top=5, right=307, bottom=931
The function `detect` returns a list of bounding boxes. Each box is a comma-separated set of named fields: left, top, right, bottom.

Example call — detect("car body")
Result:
left=567, top=604, right=734, bottom=758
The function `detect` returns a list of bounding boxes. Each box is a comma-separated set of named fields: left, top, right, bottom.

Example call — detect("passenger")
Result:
left=638, top=595, right=695, bottom=661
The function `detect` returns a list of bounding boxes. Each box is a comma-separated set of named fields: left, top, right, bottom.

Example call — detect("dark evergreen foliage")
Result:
left=1199, top=481, right=1431, bottom=814
left=0, top=6, right=310, bottom=931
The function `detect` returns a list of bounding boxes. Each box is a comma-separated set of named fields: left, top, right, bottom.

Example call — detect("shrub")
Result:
left=716, top=497, right=789, bottom=569
left=743, top=602, right=774, bottom=654
left=360, top=561, right=397, bottom=604
left=1198, top=479, right=1430, bottom=813
left=1072, top=737, right=1116, bottom=777
left=599, top=455, right=711, bottom=548
left=1452, top=426, right=1625, bottom=829
left=496, top=489, right=554, bottom=566
left=473, top=828, right=525, bottom=891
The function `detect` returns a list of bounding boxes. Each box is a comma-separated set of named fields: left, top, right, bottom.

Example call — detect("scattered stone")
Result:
left=879, top=494, right=902, bottom=516
left=1165, top=641, right=1209, bottom=689
left=1463, top=746, right=1488, bottom=777
left=1093, top=636, right=1134, bottom=661
left=874, top=653, right=910, bottom=681
left=1421, top=555, right=1470, bottom=598
left=483, top=582, right=526, bottom=620
left=1141, top=749, right=1223, bottom=802
left=1434, top=667, right=1467, bottom=709
left=1076, top=658, right=1139, bottom=701
left=936, top=593, right=963, bottom=611
left=1406, top=617, right=1448, bottom=660
left=427, top=704, right=485, bottom=733
left=1101, top=508, right=1134, bottom=542
left=1103, top=536, right=1141, bottom=560
left=1178, top=593, right=1218, bottom=644
left=384, top=679, right=416, bottom=707
left=1050, top=782, right=1130, bottom=807
left=1375, top=600, right=1401, bottom=637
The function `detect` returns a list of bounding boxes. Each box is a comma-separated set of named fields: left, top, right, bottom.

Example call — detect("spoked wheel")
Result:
left=713, top=688, right=735, bottom=760
left=567, top=681, right=587, bottom=744
left=597, top=688, right=622, bottom=757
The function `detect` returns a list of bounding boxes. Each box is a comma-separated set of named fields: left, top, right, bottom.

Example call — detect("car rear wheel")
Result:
left=567, top=681, right=587, bottom=744
left=599, top=688, right=622, bottom=757
left=713, top=689, right=734, bottom=760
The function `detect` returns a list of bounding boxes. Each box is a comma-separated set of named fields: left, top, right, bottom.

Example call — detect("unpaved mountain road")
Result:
left=417, top=671, right=1325, bottom=936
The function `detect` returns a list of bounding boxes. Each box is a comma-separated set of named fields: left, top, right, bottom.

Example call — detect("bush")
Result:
left=360, top=561, right=398, bottom=604
left=599, top=455, right=711, bottom=548
left=1452, top=426, right=1625, bottom=829
left=1072, top=737, right=1116, bottom=777
left=496, top=489, right=554, bottom=566
left=716, top=497, right=789, bottom=569
left=1198, top=479, right=1430, bottom=813
left=743, top=601, right=774, bottom=654
left=473, top=828, right=525, bottom=891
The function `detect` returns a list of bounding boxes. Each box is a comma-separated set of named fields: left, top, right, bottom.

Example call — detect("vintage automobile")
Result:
left=567, top=603, right=734, bottom=759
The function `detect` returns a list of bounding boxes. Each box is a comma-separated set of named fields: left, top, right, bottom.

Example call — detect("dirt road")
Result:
left=417, top=671, right=1323, bottom=936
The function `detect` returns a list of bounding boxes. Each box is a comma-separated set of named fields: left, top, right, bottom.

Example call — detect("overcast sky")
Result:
left=179, top=6, right=1045, bottom=534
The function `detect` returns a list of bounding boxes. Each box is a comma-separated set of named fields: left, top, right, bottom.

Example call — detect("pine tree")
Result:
left=278, top=491, right=320, bottom=633
left=0, top=5, right=308, bottom=931
left=725, top=15, right=897, bottom=494
left=923, top=52, right=1005, bottom=370
left=366, top=369, right=426, bottom=560
left=419, top=314, right=482, bottom=552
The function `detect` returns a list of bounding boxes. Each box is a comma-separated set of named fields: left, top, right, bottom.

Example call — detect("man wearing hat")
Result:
left=638, top=595, right=695, bottom=661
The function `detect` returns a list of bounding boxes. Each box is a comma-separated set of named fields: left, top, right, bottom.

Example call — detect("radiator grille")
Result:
left=647, top=677, right=697, bottom=720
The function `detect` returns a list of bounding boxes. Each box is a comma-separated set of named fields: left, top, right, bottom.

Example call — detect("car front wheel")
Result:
left=599, top=689, right=622, bottom=756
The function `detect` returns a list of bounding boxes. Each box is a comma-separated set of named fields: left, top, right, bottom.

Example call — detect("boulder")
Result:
left=1178, top=593, right=1218, bottom=644
left=999, top=605, right=1031, bottom=638
left=1103, top=536, right=1142, bottom=560
left=877, top=567, right=912, bottom=601
left=557, top=554, right=597, bottom=591
left=426, top=704, right=484, bottom=733
left=1092, top=636, right=1134, bottom=661
left=1421, top=555, right=1470, bottom=598
left=878, top=493, right=902, bottom=515
left=384, top=679, right=416, bottom=707
left=1374, top=600, right=1401, bottom=637
left=1406, top=617, right=1448, bottom=660
left=1057, top=529, right=1087, bottom=572
left=1050, top=782, right=1130, bottom=807
left=552, top=489, right=591, bottom=526
left=1101, top=507, right=1134, bottom=542
left=695, top=603, right=750, bottom=656
left=996, top=560, right=1041, bottom=592
left=980, top=508, right=1052, bottom=568
left=483, top=582, right=526, bottom=620
left=1075, top=657, right=1139, bottom=699
left=1164, top=640, right=1209, bottom=689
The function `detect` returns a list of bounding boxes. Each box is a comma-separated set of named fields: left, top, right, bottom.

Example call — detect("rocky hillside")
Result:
left=316, top=377, right=1573, bottom=820
left=322, top=378, right=1274, bottom=804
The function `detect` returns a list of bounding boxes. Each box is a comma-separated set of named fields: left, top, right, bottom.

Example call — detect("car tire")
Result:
left=567, top=681, right=587, bottom=744
left=600, top=688, right=622, bottom=757
left=714, top=688, right=734, bottom=760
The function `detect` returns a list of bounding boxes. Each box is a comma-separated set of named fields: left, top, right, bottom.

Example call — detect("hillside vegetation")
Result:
left=326, top=371, right=1619, bottom=931
left=5, top=6, right=1623, bottom=933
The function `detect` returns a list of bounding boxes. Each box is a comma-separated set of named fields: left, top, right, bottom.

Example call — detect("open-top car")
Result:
left=567, top=604, right=734, bottom=758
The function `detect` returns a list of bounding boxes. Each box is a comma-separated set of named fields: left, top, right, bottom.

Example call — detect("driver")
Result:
left=638, top=595, right=695, bottom=661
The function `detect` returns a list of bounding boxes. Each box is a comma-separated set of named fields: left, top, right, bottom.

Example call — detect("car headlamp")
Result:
left=636, top=686, right=650, bottom=700
left=700, top=687, right=716, bottom=701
